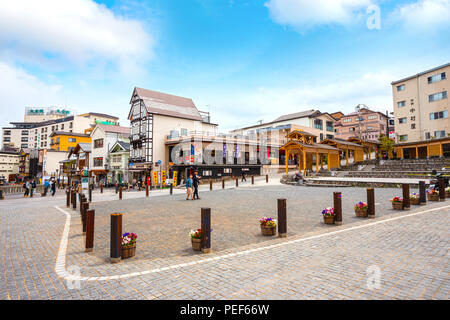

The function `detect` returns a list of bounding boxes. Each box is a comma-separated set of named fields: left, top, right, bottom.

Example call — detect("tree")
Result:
left=379, top=134, right=394, bottom=157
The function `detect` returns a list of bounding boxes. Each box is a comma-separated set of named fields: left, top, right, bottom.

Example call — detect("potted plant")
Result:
left=122, top=232, right=137, bottom=259
left=190, top=229, right=202, bottom=251
left=259, top=217, right=277, bottom=236
left=410, top=193, right=420, bottom=205
left=322, top=207, right=335, bottom=224
left=427, top=189, right=439, bottom=201
left=391, top=196, right=403, bottom=210
left=354, top=201, right=368, bottom=217
left=446, top=187, right=450, bottom=198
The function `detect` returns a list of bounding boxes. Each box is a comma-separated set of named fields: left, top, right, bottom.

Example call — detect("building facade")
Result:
left=109, top=141, right=130, bottom=184
left=334, top=107, right=389, bottom=142
left=0, top=150, right=20, bottom=182
left=392, top=63, right=449, bottom=143
left=50, top=132, right=92, bottom=152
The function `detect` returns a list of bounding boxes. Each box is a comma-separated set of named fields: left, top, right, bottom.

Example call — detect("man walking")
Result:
left=241, top=170, right=247, bottom=182
left=51, top=179, right=56, bottom=196
left=193, top=171, right=201, bottom=200
left=23, top=179, right=30, bottom=197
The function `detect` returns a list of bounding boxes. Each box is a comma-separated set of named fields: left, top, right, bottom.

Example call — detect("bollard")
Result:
left=419, top=181, right=426, bottom=204
left=402, top=184, right=410, bottom=210
left=236, top=178, right=238, bottom=187
left=119, top=186, right=122, bottom=200
left=333, top=192, right=342, bottom=225
left=201, top=208, right=211, bottom=253
left=81, top=201, right=88, bottom=234
left=72, top=191, right=77, bottom=210
left=210, top=180, right=213, bottom=191
left=146, top=184, right=149, bottom=197
left=367, top=188, right=375, bottom=219
left=0, top=189, right=4, bottom=200
left=277, top=199, right=287, bottom=237
left=170, top=184, right=173, bottom=195
left=100, top=183, right=103, bottom=194
left=438, top=177, right=446, bottom=202
left=110, top=213, right=122, bottom=263
left=251, top=176, right=254, bottom=185
left=89, top=186, right=92, bottom=203
left=85, top=209, right=95, bottom=252
left=30, top=187, right=34, bottom=198
left=80, top=195, right=86, bottom=214
left=266, top=175, right=269, bottom=183
left=66, top=189, right=70, bottom=207
left=222, top=178, right=225, bottom=189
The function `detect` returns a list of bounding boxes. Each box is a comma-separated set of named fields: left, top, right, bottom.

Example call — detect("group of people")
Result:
left=23, top=178, right=57, bottom=197
left=185, top=171, right=201, bottom=200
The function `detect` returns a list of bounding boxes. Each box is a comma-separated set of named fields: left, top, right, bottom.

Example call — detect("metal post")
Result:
left=119, top=186, right=122, bottom=200
left=222, top=178, right=225, bottom=189
left=85, top=209, right=95, bottom=252
left=66, top=189, right=70, bottom=207
left=438, top=177, right=446, bottom=202
left=402, top=184, right=410, bottom=210
left=146, top=184, right=149, bottom=197
left=333, top=192, right=342, bottom=225
left=110, top=213, right=122, bottom=263
left=266, top=175, right=269, bottom=183
left=419, top=181, right=426, bottom=204
left=0, top=189, right=4, bottom=200
left=88, top=186, right=92, bottom=203
left=170, top=184, right=173, bottom=195
left=236, top=177, right=238, bottom=187
left=210, top=180, right=213, bottom=191
left=201, top=208, right=211, bottom=253
left=277, top=199, right=287, bottom=237
left=251, top=175, right=254, bottom=185
left=367, top=188, right=375, bottom=219
left=82, top=201, right=88, bottom=234
left=72, top=190, right=77, bottom=210
left=100, top=183, right=103, bottom=194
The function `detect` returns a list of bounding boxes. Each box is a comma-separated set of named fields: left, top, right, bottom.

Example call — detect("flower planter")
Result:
left=392, top=202, right=403, bottom=210
left=354, top=208, right=368, bottom=218
left=446, top=191, right=450, bottom=198
left=323, top=215, right=335, bottom=225
left=260, top=225, right=276, bottom=236
left=191, top=238, right=201, bottom=251
left=427, top=194, right=439, bottom=201
left=410, top=198, right=420, bottom=205
left=122, top=244, right=136, bottom=259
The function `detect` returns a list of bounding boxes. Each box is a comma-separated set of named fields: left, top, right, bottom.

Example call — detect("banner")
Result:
left=172, top=171, right=178, bottom=186
left=162, top=170, right=166, bottom=186
left=153, top=171, right=158, bottom=186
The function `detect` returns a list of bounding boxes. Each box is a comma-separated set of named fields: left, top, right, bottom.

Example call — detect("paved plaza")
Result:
left=0, top=177, right=448, bottom=300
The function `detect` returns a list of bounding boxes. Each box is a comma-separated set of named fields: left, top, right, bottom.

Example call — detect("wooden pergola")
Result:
left=280, top=130, right=340, bottom=174
left=392, top=136, right=450, bottom=159
left=346, top=137, right=381, bottom=160
left=320, top=138, right=365, bottom=167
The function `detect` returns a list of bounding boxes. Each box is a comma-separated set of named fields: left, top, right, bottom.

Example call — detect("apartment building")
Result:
left=334, top=107, right=389, bottom=142
left=0, top=150, right=20, bottom=182
left=50, top=132, right=91, bottom=152
left=392, top=63, right=449, bottom=143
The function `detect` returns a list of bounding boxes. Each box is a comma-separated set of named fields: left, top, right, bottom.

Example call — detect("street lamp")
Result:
left=355, top=104, right=368, bottom=139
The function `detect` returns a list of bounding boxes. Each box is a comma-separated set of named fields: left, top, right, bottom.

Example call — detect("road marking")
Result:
left=54, top=204, right=450, bottom=282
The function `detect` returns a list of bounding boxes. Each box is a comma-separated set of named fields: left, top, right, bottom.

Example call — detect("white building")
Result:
left=0, top=150, right=20, bottom=182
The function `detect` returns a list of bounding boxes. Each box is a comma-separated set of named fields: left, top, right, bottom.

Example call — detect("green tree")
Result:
left=379, top=134, right=394, bottom=155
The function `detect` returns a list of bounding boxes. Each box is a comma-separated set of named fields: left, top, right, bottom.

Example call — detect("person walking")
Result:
left=30, top=179, right=36, bottom=197
left=23, top=179, right=30, bottom=197
left=186, top=175, right=193, bottom=200
left=241, top=170, right=247, bottom=182
left=77, top=182, right=82, bottom=202
left=193, top=171, right=200, bottom=200
left=51, top=179, right=56, bottom=196
left=44, top=179, right=50, bottom=196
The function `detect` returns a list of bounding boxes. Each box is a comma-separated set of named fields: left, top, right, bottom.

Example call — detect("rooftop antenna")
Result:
left=257, top=119, right=264, bottom=125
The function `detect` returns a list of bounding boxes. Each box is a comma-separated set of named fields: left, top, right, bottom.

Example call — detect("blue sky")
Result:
left=0, top=0, right=449, bottom=132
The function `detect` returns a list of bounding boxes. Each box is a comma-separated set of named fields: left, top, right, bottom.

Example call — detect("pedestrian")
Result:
left=186, top=175, right=193, bottom=200
left=241, top=170, right=247, bottom=182
left=23, top=179, right=30, bottom=197
left=77, top=182, right=82, bottom=202
left=44, top=179, right=50, bottom=196
left=51, top=179, right=56, bottom=196
left=193, top=171, right=200, bottom=200
left=31, top=179, right=36, bottom=197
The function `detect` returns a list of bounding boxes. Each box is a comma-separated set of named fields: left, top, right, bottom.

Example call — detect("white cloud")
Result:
left=200, top=71, right=394, bottom=131
left=393, top=0, right=450, bottom=31
left=0, top=62, right=62, bottom=129
left=0, top=0, right=153, bottom=71
left=265, top=0, right=373, bottom=29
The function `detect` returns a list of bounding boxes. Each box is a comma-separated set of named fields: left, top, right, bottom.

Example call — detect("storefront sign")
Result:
left=153, top=171, right=158, bottom=185
left=162, top=170, right=166, bottom=185
left=172, top=171, right=178, bottom=186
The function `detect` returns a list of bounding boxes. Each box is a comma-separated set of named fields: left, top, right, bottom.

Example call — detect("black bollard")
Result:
left=146, top=184, right=149, bottom=197
left=100, top=183, right=103, bottom=194
left=402, top=184, right=410, bottom=210
left=170, top=184, right=173, bottom=195
left=110, top=213, right=122, bottom=263
left=210, top=180, right=213, bottom=191
left=66, top=189, right=70, bottom=207
left=277, top=199, right=287, bottom=237
left=89, top=186, right=92, bottom=203
left=266, top=175, right=269, bottom=183
left=0, top=189, right=4, bottom=200
left=252, top=176, right=254, bottom=185
left=367, top=188, right=375, bottom=219
left=419, top=181, right=426, bottom=204
left=201, top=208, right=211, bottom=253
left=81, top=201, right=88, bottom=234
left=72, top=191, right=77, bottom=210
left=85, top=209, right=95, bottom=252
left=222, top=178, right=225, bottom=189
left=333, top=192, right=342, bottom=225
left=438, top=177, right=446, bottom=202
left=236, top=178, right=238, bottom=187
left=119, top=186, right=122, bottom=200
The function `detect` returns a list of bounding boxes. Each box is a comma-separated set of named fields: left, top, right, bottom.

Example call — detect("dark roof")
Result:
left=391, top=62, right=450, bottom=85
left=110, top=141, right=130, bottom=152
left=49, top=131, right=90, bottom=138
left=132, top=87, right=203, bottom=121
left=81, top=112, right=119, bottom=120
left=273, top=109, right=319, bottom=122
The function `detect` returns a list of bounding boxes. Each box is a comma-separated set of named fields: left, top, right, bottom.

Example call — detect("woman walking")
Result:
left=186, top=175, right=193, bottom=200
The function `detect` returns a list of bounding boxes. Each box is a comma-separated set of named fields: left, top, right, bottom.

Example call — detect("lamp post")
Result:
left=355, top=104, right=368, bottom=140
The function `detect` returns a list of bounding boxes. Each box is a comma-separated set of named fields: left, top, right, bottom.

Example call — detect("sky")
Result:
left=0, top=0, right=449, bottom=132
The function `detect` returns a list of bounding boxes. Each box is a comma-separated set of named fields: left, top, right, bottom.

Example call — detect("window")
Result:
left=21, top=144, right=28, bottom=148
left=399, top=135, right=408, bottom=142
left=399, top=118, right=407, bottom=124
left=314, top=119, right=323, bottom=130
left=356, top=117, right=364, bottom=121
left=326, top=121, right=333, bottom=132
left=69, top=122, right=73, bottom=129
left=397, top=101, right=406, bottom=108
left=61, top=124, right=64, bottom=130
left=349, top=127, right=355, bottom=132
left=397, top=84, right=405, bottom=91
left=429, top=110, right=448, bottom=120
left=367, top=126, right=373, bottom=130
left=368, top=115, right=377, bottom=120
left=3, top=137, right=10, bottom=142
left=434, top=130, right=446, bottom=138
left=94, top=139, right=104, bottom=148
left=68, top=138, right=76, bottom=143
left=320, top=133, right=323, bottom=141
left=428, top=72, right=446, bottom=84
left=343, top=118, right=352, bottom=123
left=4, top=130, right=11, bottom=135
left=21, top=130, right=28, bottom=135
left=94, top=157, right=103, bottom=167
left=202, top=170, right=212, bottom=176
left=21, top=137, right=28, bottom=142
left=326, top=134, right=334, bottom=139
left=425, top=132, right=431, bottom=140
left=181, top=128, right=188, bottom=136
left=429, top=91, right=447, bottom=102
left=411, top=124, right=416, bottom=129
left=224, top=168, right=232, bottom=174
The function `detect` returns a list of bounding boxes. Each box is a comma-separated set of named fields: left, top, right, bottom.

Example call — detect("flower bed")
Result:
left=354, top=201, right=368, bottom=217
left=259, top=217, right=277, bottom=236
left=322, top=207, right=335, bottom=224
left=122, top=232, right=137, bottom=259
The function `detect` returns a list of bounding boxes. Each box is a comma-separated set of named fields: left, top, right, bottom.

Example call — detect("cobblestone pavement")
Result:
left=0, top=180, right=448, bottom=300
